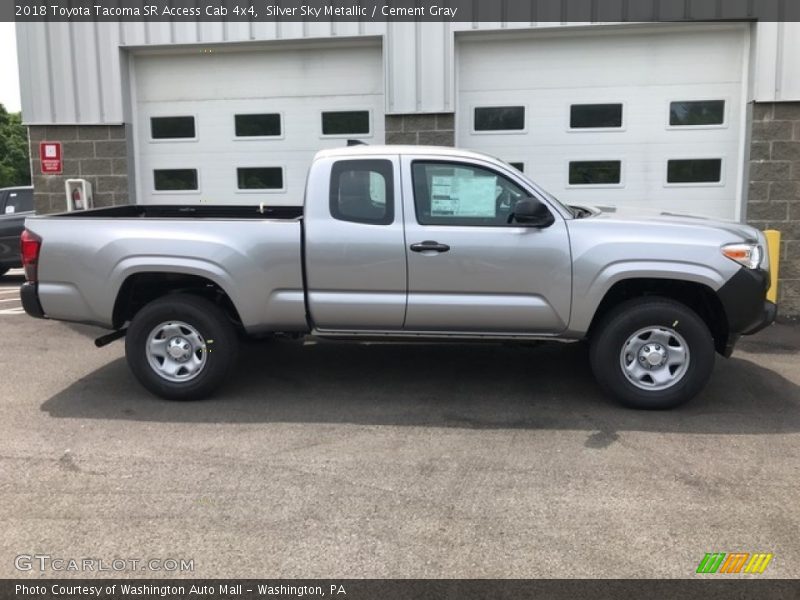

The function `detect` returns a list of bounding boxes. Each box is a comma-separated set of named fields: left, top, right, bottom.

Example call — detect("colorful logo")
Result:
left=696, top=552, right=773, bottom=574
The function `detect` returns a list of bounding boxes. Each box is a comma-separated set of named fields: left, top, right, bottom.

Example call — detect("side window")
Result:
left=330, top=159, right=393, bottom=225
left=412, top=162, right=530, bottom=227
left=5, top=189, right=33, bottom=213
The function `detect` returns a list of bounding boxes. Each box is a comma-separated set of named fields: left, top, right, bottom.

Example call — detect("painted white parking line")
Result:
left=0, top=282, right=22, bottom=315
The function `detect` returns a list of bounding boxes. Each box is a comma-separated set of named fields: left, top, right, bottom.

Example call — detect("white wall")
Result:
left=15, top=19, right=800, bottom=125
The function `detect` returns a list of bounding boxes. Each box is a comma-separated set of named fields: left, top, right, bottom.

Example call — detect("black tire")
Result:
left=589, top=297, right=715, bottom=410
left=125, top=294, right=239, bottom=401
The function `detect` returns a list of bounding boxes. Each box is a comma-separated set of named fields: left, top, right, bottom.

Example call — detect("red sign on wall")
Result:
left=39, top=141, right=63, bottom=175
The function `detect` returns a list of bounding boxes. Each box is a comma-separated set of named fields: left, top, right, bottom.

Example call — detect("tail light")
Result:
left=20, top=229, right=42, bottom=282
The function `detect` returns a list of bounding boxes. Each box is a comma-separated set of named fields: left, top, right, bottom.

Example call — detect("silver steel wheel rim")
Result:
left=619, top=326, right=690, bottom=391
left=145, top=320, right=208, bottom=383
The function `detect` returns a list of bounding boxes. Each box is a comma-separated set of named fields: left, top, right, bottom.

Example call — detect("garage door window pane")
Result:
left=667, top=159, right=722, bottom=183
left=151, top=116, right=195, bottom=139
left=569, top=161, right=621, bottom=185
left=474, top=107, right=525, bottom=131
left=237, top=167, right=284, bottom=190
left=330, top=159, right=393, bottom=225
left=235, top=114, right=281, bottom=137
left=669, top=101, right=725, bottom=126
left=570, top=104, right=623, bottom=128
left=154, top=169, right=198, bottom=191
left=322, top=111, right=370, bottom=136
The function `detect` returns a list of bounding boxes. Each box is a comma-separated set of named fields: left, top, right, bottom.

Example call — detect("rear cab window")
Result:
left=329, top=159, right=394, bottom=225
left=3, top=189, right=33, bottom=214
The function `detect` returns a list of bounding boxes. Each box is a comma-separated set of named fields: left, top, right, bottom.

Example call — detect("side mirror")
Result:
left=5, top=206, right=14, bottom=215
left=509, top=198, right=555, bottom=228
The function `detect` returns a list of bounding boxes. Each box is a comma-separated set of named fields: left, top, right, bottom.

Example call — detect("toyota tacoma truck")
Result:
left=20, top=145, right=776, bottom=409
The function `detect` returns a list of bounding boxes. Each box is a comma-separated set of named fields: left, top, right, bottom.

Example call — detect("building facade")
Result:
left=15, top=18, right=800, bottom=314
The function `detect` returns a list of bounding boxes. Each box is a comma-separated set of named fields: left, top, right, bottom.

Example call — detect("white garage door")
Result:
left=457, top=25, right=748, bottom=219
left=133, top=41, right=384, bottom=205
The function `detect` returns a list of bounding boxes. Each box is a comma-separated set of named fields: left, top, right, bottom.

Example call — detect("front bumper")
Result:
left=741, top=300, right=777, bottom=335
left=20, top=282, right=46, bottom=319
left=716, top=267, right=776, bottom=336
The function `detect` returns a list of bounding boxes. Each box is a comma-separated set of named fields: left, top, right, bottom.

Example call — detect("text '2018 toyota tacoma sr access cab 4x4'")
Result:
left=20, top=145, right=775, bottom=409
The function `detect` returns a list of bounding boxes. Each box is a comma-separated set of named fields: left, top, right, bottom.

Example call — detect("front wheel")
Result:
left=125, top=294, right=239, bottom=400
left=589, top=298, right=715, bottom=409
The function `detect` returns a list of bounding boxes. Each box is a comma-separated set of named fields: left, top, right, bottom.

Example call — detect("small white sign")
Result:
left=430, top=174, right=497, bottom=218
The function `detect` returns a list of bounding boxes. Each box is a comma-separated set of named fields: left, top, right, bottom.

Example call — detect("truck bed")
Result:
left=55, top=204, right=304, bottom=220
left=25, top=208, right=307, bottom=332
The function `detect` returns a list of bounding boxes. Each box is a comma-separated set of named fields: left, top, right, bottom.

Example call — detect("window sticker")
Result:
left=430, top=174, right=497, bottom=218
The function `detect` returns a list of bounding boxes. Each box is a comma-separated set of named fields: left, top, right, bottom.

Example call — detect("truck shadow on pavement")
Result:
left=40, top=337, right=800, bottom=434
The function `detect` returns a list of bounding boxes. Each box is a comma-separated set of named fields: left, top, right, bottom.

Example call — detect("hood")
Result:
left=569, top=203, right=761, bottom=242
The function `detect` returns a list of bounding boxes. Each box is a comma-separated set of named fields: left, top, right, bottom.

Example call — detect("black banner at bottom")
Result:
left=3, top=579, right=800, bottom=600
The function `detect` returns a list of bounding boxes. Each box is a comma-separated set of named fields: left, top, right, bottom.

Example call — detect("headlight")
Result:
left=721, top=242, right=762, bottom=269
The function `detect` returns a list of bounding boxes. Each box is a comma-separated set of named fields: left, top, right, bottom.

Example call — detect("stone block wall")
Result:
left=747, top=102, right=800, bottom=317
left=28, top=125, right=130, bottom=215
left=385, top=113, right=455, bottom=146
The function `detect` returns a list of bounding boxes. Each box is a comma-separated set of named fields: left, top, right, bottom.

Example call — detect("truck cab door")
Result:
left=304, top=156, right=407, bottom=330
left=400, top=157, right=572, bottom=334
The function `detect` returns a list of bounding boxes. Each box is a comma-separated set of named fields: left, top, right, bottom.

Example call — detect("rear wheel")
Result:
left=589, top=297, right=715, bottom=409
left=125, top=294, right=239, bottom=400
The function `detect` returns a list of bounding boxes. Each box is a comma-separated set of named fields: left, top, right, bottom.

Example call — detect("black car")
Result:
left=0, top=186, right=34, bottom=277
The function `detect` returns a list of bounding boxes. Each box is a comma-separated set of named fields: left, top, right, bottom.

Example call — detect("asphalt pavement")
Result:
left=1, top=271, right=799, bottom=578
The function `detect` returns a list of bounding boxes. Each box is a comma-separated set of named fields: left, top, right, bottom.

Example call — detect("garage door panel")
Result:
left=136, top=45, right=383, bottom=102
left=458, top=26, right=746, bottom=219
left=458, top=28, right=745, bottom=93
left=134, top=44, right=384, bottom=205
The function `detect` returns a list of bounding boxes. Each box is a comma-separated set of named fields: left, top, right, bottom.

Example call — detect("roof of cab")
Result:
left=314, top=144, right=503, bottom=165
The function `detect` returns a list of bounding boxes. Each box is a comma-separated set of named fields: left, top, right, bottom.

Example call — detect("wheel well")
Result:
left=112, top=273, right=242, bottom=330
left=588, top=278, right=730, bottom=354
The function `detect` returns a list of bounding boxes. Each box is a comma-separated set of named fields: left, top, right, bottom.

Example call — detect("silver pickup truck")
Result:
left=21, top=145, right=775, bottom=409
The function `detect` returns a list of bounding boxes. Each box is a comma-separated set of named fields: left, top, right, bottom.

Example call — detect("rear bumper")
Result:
left=717, top=267, right=776, bottom=337
left=20, top=282, right=46, bottom=319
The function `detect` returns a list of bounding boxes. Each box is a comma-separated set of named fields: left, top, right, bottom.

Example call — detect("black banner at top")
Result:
left=5, top=0, right=800, bottom=23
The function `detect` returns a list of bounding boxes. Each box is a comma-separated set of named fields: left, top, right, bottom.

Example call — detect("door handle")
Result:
left=410, top=240, right=450, bottom=253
